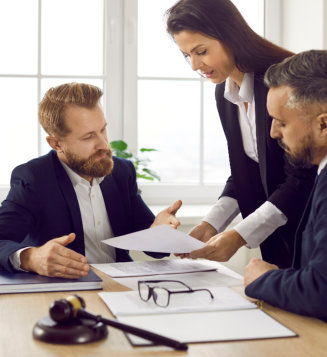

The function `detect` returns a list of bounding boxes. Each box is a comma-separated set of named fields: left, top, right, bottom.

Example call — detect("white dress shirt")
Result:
left=318, top=154, right=327, bottom=175
left=61, top=162, right=116, bottom=264
left=203, top=73, right=287, bottom=248
left=9, top=160, right=116, bottom=271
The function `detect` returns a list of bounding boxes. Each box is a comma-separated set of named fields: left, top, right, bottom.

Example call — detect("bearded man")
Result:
left=0, top=83, right=181, bottom=278
left=244, top=50, right=327, bottom=321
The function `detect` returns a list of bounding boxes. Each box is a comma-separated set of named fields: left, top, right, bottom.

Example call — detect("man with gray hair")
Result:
left=244, top=50, right=327, bottom=321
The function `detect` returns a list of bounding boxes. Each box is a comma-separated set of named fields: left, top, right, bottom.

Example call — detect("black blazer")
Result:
left=215, top=76, right=316, bottom=267
left=245, top=166, right=327, bottom=321
left=0, top=151, right=166, bottom=272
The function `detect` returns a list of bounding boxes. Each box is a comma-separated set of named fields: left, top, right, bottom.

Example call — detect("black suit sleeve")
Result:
left=0, top=165, right=42, bottom=271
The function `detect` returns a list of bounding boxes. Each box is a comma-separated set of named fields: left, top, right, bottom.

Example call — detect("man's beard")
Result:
left=277, top=136, right=314, bottom=169
left=64, top=148, right=114, bottom=178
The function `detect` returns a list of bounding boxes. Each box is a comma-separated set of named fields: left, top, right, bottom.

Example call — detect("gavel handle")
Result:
left=78, top=309, right=188, bottom=351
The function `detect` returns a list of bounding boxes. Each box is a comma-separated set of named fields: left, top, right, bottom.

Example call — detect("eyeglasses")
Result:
left=138, top=280, right=214, bottom=307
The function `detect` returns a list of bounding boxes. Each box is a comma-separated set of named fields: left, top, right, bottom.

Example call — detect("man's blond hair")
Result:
left=39, top=82, right=103, bottom=137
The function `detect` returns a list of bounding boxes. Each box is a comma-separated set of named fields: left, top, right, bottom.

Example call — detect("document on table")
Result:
left=99, top=286, right=256, bottom=316
left=113, top=270, right=242, bottom=291
left=118, top=310, right=296, bottom=345
left=101, top=224, right=206, bottom=253
left=92, top=258, right=217, bottom=278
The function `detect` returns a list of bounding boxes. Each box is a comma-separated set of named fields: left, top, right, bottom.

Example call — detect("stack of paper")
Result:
left=99, top=286, right=256, bottom=316
left=92, top=258, right=217, bottom=278
left=118, top=310, right=296, bottom=345
left=94, top=226, right=296, bottom=345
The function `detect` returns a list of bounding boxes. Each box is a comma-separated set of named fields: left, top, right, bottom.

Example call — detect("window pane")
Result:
left=41, top=0, right=103, bottom=75
left=137, top=0, right=264, bottom=190
left=40, top=78, right=104, bottom=155
left=203, top=81, right=230, bottom=184
left=232, top=0, right=264, bottom=35
left=138, top=0, right=197, bottom=78
left=0, top=78, right=38, bottom=184
left=138, top=80, right=200, bottom=183
left=0, top=0, right=38, bottom=74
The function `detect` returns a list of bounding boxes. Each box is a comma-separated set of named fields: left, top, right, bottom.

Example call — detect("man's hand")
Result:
left=151, top=200, right=182, bottom=229
left=188, top=229, right=246, bottom=261
left=244, top=258, right=278, bottom=288
left=20, top=233, right=90, bottom=279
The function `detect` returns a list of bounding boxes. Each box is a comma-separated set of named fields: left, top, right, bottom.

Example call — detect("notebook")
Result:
left=0, top=269, right=102, bottom=294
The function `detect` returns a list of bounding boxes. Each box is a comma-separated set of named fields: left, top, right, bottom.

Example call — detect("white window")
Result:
left=0, top=0, right=105, bottom=190
left=128, top=0, right=264, bottom=204
left=0, top=0, right=265, bottom=205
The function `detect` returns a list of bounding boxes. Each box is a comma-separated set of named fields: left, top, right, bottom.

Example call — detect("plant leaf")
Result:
left=114, top=150, right=133, bottom=159
left=110, top=140, right=128, bottom=151
left=142, top=168, right=161, bottom=181
left=136, top=173, right=155, bottom=181
left=140, top=148, right=157, bottom=152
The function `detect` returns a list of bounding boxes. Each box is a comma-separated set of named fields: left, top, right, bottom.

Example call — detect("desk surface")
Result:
left=1, top=268, right=327, bottom=357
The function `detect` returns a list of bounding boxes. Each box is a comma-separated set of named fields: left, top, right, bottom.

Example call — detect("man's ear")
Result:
left=46, top=136, right=63, bottom=153
left=317, top=113, right=327, bottom=137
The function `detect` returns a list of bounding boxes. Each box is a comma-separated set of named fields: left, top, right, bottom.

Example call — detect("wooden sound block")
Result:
left=33, top=316, right=108, bottom=344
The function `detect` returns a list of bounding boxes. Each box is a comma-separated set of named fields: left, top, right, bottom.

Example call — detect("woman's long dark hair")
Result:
left=166, top=0, right=294, bottom=75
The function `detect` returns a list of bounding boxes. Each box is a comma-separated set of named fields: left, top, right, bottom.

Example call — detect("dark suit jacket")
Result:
left=216, top=76, right=316, bottom=267
left=245, top=166, right=327, bottom=321
left=0, top=150, right=166, bottom=272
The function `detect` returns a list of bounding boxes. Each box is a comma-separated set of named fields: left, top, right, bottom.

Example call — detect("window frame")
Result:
left=122, top=0, right=274, bottom=205
left=0, top=0, right=281, bottom=206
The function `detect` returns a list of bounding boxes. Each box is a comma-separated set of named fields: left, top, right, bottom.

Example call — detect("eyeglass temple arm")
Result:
left=138, top=280, right=193, bottom=291
left=170, top=288, right=214, bottom=299
left=193, top=288, right=214, bottom=299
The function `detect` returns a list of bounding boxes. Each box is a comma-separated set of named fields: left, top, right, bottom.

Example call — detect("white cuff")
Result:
left=202, top=196, right=240, bottom=233
left=233, top=201, right=288, bottom=248
left=9, top=247, right=31, bottom=272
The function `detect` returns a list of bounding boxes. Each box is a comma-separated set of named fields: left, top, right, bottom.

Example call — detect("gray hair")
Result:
left=264, top=50, right=327, bottom=110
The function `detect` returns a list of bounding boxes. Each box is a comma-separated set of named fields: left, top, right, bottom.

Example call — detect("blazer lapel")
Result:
left=222, top=99, right=246, bottom=164
left=51, top=152, right=85, bottom=254
left=254, top=79, right=269, bottom=196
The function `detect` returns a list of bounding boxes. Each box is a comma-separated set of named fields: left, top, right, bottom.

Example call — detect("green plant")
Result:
left=110, top=140, right=161, bottom=181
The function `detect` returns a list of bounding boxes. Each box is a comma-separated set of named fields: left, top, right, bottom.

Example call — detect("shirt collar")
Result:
left=59, top=159, right=105, bottom=187
left=318, top=154, right=327, bottom=175
left=224, top=72, right=254, bottom=105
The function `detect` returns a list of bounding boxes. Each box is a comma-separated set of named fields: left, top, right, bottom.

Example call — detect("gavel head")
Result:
left=49, top=294, right=86, bottom=322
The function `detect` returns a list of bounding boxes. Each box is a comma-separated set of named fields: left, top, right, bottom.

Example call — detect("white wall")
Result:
left=281, top=0, right=327, bottom=52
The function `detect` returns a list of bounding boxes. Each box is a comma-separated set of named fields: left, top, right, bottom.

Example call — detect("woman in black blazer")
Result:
left=165, top=0, right=316, bottom=268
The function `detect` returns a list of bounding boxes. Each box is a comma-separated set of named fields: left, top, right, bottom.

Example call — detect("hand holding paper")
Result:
left=189, top=229, right=246, bottom=262
left=101, top=225, right=207, bottom=254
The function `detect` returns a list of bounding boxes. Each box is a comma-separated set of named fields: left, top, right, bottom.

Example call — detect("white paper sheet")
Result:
left=118, top=310, right=296, bottom=345
left=113, top=270, right=242, bottom=291
left=92, top=259, right=217, bottom=278
left=99, top=286, right=256, bottom=316
left=101, top=225, right=206, bottom=253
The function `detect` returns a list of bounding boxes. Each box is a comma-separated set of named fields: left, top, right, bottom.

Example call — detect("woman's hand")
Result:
left=188, top=229, right=246, bottom=261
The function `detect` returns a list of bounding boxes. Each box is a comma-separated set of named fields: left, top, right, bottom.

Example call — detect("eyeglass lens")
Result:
left=139, top=283, right=150, bottom=301
left=139, top=283, right=170, bottom=307
left=152, top=287, right=170, bottom=307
